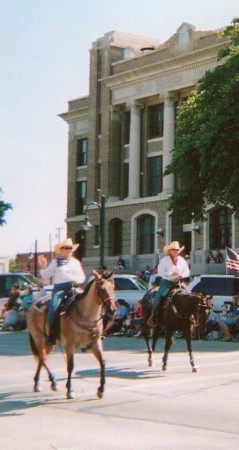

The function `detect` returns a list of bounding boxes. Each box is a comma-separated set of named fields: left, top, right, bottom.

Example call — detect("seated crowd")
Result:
left=0, top=282, right=50, bottom=331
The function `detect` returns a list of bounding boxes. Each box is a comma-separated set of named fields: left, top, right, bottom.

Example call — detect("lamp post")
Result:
left=29, top=239, right=38, bottom=276
left=83, top=195, right=105, bottom=266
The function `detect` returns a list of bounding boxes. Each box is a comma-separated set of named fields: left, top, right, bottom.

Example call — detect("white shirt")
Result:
left=157, top=255, right=190, bottom=281
left=40, top=257, right=86, bottom=285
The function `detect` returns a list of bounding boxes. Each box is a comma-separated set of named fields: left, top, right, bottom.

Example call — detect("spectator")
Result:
left=97, top=265, right=108, bottom=274
left=3, top=284, right=21, bottom=312
left=103, top=299, right=129, bottom=336
left=215, top=249, right=224, bottom=264
left=207, top=251, right=216, bottom=264
left=219, top=297, right=239, bottom=341
left=117, top=256, right=125, bottom=270
left=20, top=285, right=34, bottom=312
left=203, top=297, right=220, bottom=339
left=133, top=301, right=144, bottom=337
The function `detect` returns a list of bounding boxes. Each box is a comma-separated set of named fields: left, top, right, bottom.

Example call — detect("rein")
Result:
left=66, top=277, right=114, bottom=331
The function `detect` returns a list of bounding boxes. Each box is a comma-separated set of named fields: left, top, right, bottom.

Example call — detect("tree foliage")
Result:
left=165, top=18, right=239, bottom=222
left=0, top=188, right=12, bottom=226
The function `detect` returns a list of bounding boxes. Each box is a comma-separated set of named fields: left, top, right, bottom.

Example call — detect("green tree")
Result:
left=165, top=18, right=239, bottom=222
left=0, top=188, right=12, bottom=225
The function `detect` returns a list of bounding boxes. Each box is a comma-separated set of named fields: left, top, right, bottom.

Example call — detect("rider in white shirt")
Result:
left=38, top=238, right=85, bottom=343
left=147, top=241, right=190, bottom=328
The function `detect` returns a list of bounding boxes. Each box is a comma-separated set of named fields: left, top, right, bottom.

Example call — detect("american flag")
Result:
left=226, top=247, right=239, bottom=273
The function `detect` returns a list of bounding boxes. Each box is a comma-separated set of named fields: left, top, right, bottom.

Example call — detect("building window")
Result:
left=148, top=104, right=164, bottom=139
left=136, top=214, right=155, bottom=254
left=96, top=162, right=101, bottom=191
left=109, top=218, right=123, bottom=256
left=209, top=206, right=232, bottom=249
left=76, top=138, right=88, bottom=166
left=75, top=181, right=87, bottom=215
left=124, top=111, right=130, bottom=145
left=148, top=156, right=163, bottom=196
left=123, top=163, right=129, bottom=198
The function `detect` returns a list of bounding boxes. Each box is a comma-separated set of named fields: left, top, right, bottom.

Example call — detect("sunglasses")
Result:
left=60, top=246, right=73, bottom=250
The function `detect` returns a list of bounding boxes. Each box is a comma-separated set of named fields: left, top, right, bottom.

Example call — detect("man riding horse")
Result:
left=38, top=238, right=86, bottom=344
left=147, top=241, right=190, bottom=328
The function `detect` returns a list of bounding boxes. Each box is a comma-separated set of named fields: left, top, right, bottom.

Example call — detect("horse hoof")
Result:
left=192, top=367, right=198, bottom=373
left=148, top=359, right=153, bottom=367
left=162, top=365, right=167, bottom=371
left=67, top=391, right=75, bottom=399
left=34, top=385, right=42, bottom=393
left=97, top=388, right=104, bottom=399
left=51, top=383, right=59, bottom=392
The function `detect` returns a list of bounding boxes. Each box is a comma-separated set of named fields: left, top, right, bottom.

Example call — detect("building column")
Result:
left=162, top=92, right=177, bottom=196
left=128, top=101, right=141, bottom=198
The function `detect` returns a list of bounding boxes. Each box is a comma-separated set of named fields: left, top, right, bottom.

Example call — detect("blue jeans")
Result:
left=152, top=279, right=175, bottom=312
left=47, top=281, right=72, bottom=325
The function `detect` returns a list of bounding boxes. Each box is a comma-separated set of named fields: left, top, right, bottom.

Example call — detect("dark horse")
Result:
left=141, top=286, right=209, bottom=372
left=26, top=270, right=116, bottom=399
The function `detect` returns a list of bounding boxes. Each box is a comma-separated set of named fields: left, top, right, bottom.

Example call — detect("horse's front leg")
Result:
left=162, top=330, right=173, bottom=371
left=185, top=330, right=198, bottom=373
left=92, top=341, right=105, bottom=399
left=65, top=347, right=75, bottom=399
left=41, top=360, right=58, bottom=391
left=33, top=359, right=43, bottom=392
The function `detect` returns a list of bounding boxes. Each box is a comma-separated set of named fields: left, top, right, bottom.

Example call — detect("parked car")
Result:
left=0, top=273, right=41, bottom=299
left=187, top=275, right=239, bottom=312
left=87, top=274, right=147, bottom=309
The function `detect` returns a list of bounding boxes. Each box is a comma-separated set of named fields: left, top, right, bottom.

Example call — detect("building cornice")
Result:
left=59, top=107, right=88, bottom=123
left=101, top=42, right=227, bottom=91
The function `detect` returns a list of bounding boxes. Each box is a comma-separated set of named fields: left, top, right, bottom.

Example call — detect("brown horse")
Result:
left=142, top=287, right=209, bottom=372
left=27, top=270, right=116, bottom=399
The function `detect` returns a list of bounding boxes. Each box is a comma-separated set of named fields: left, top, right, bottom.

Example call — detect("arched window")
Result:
left=209, top=206, right=232, bottom=249
left=109, top=218, right=123, bottom=256
left=136, top=214, right=155, bottom=254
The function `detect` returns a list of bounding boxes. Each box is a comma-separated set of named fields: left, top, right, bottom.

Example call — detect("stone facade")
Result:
left=60, top=23, right=237, bottom=276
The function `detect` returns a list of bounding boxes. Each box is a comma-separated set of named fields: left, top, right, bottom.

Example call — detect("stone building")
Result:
left=60, top=23, right=237, bottom=276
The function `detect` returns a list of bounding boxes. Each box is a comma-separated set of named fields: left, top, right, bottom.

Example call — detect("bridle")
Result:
left=95, top=277, right=115, bottom=308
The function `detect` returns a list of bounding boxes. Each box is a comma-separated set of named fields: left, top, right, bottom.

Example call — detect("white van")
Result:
left=188, top=275, right=239, bottom=312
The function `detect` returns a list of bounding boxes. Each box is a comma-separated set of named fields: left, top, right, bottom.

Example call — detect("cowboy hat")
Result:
left=163, top=241, right=184, bottom=255
left=54, top=238, right=79, bottom=254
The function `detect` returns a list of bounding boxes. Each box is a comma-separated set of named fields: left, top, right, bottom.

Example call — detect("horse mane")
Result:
left=74, top=270, right=114, bottom=302
left=75, top=278, right=95, bottom=301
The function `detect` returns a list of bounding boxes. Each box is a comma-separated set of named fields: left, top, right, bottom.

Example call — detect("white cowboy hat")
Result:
left=163, top=241, right=184, bottom=255
left=54, top=238, right=79, bottom=254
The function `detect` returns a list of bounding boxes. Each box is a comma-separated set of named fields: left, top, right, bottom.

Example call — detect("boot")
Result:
left=147, top=311, right=158, bottom=328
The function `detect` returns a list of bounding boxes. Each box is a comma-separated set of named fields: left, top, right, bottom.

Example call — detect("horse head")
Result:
left=92, top=269, right=116, bottom=314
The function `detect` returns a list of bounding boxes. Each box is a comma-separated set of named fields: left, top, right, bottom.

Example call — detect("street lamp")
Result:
left=82, top=195, right=105, bottom=266
left=29, top=240, right=38, bottom=276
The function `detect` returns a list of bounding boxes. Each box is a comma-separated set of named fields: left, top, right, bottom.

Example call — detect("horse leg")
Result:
left=41, top=360, right=58, bottom=391
left=65, top=348, right=75, bottom=399
left=162, top=330, right=173, bottom=371
left=144, top=326, right=153, bottom=367
left=92, top=342, right=105, bottom=399
left=33, top=357, right=58, bottom=392
left=33, top=359, right=43, bottom=392
left=185, top=331, right=198, bottom=373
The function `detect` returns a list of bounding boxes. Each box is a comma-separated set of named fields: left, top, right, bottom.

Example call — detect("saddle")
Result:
left=164, top=282, right=188, bottom=308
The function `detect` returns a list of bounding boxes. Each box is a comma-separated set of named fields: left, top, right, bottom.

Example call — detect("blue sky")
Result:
left=0, top=0, right=238, bottom=258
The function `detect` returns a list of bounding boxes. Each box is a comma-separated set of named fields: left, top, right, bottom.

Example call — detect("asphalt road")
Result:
left=0, top=330, right=239, bottom=450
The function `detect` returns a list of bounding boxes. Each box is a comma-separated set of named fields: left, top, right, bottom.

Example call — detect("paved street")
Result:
left=0, top=330, right=239, bottom=450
